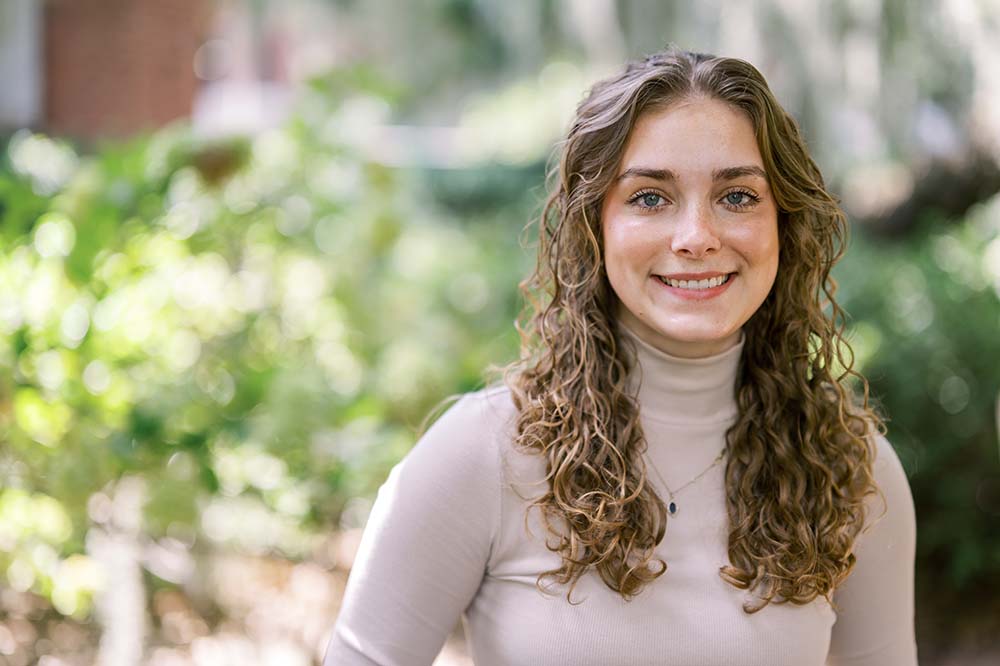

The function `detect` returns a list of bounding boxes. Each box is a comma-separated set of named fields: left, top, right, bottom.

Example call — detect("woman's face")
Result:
left=600, top=96, right=780, bottom=358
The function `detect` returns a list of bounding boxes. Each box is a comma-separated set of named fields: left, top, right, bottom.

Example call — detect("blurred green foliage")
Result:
left=0, top=72, right=534, bottom=617
left=1, top=63, right=999, bottom=649
left=836, top=206, right=1000, bottom=628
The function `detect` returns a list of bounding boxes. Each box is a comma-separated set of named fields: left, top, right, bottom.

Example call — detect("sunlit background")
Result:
left=1, top=0, right=999, bottom=664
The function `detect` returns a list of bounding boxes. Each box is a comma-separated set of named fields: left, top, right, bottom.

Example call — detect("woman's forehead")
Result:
left=617, top=101, right=766, bottom=183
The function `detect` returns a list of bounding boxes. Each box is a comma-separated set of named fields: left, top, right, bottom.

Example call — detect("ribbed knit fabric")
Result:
left=323, top=321, right=918, bottom=665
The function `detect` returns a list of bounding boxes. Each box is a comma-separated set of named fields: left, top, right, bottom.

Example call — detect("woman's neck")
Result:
left=617, top=318, right=744, bottom=425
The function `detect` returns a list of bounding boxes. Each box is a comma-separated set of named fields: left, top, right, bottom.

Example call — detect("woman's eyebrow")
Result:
left=713, top=165, right=769, bottom=182
left=614, top=165, right=769, bottom=183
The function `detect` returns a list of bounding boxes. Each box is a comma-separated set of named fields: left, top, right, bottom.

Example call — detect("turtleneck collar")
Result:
left=617, top=319, right=744, bottom=425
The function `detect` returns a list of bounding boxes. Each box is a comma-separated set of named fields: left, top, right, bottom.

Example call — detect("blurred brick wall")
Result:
left=43, top=0, right=211, bottom=140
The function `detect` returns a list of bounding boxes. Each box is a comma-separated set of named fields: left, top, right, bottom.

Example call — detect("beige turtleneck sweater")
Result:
left=323, top=323, right=918, bottom=665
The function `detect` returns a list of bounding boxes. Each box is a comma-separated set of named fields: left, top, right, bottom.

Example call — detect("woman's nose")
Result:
left=670, top=203, right=721, bottom=257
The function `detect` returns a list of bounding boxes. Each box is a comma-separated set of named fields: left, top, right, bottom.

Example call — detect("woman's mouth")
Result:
left=656, top=273, right=733, bottom=289
left=652, top=272, right=736, bottom=300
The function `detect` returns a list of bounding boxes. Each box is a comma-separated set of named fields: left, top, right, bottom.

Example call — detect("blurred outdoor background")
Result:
left=1, top=0, right=999, bottom=664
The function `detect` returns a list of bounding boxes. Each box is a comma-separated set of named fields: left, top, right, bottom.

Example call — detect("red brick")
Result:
left=44, top=0, right=211, bottom=141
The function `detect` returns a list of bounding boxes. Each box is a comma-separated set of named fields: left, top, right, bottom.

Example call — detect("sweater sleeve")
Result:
left=826, top=433, right=918, bottom=665
left=322, top=391, right=501, bottom=666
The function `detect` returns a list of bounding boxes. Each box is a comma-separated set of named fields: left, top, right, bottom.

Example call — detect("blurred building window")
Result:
left=0, top=0, right=43, bottom=131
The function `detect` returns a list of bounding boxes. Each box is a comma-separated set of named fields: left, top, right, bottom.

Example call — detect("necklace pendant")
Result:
left=668, top=501, right=677, bottom=515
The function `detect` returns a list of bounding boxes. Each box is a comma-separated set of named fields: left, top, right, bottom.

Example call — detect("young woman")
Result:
left=323, top=47, right=917, bottom=666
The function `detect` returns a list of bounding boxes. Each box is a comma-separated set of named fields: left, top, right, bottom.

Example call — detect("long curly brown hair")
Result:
left=496, top=47, right=888, bottom=613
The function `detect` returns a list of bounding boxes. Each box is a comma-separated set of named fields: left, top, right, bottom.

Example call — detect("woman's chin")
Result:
left=643, top=322, right=742, bottom=357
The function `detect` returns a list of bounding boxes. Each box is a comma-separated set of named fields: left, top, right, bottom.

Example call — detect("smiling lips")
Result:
left=653, top=272, right=736, bottom=299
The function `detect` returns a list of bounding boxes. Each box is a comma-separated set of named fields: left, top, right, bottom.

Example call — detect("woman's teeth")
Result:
left=658, top=274, right=731, bottom=290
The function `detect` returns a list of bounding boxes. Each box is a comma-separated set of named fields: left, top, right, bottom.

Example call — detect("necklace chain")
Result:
left=646, top=448, right=726, bottom=516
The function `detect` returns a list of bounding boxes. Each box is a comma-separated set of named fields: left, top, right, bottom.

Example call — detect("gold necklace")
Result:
left=646, top=448, right=726, bottom=516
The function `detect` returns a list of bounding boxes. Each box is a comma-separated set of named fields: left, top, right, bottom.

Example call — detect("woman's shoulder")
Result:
left=411, top=383, right=519, bottom=465
left=831, top=390, right=914, bottom=526
left=870, top=432, right=909, bottom=486
left=431, top=383, right=518, bottom=432
left=382, top=386, right=519, bottom=532
left=866, top=432, right=916, bottom=529
left=429, top=384, right=549, bottom=489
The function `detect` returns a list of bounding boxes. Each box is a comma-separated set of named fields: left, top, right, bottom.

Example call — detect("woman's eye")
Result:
left=721, top=189, right=761, bottom=209
left=628, top=192, right=667, bottom=209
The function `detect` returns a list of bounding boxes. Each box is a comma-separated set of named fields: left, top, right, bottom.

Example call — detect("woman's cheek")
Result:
left=623, top=227, right=663, bottom=272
